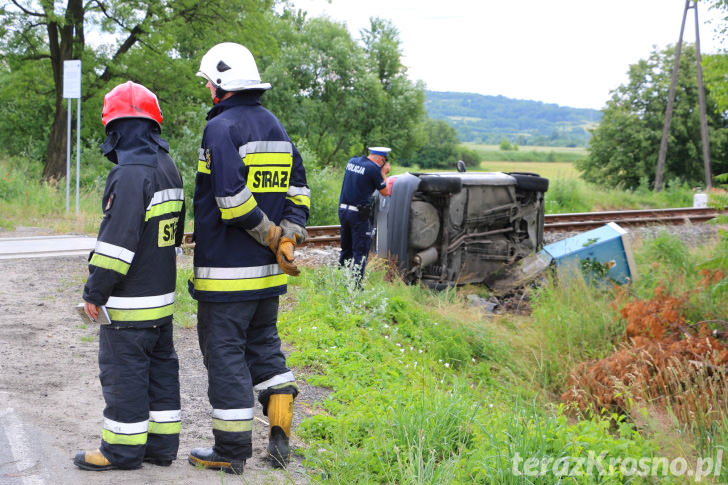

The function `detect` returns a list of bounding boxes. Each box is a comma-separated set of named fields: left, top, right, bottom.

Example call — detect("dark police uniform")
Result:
left=338, top=155, right=386, bottom=276
left=189, top=91, right=309, bottom=461
left=83, top=119, right=184, bottom=469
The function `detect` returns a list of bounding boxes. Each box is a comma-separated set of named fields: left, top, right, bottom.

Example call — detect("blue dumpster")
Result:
left=541, top=222, right=638, bottom=284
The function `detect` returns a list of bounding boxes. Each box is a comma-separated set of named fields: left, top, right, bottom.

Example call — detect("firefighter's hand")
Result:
left=245, top=214, right=283, bottom=251
left=84, top=301, right=100, bottom=320
left=265, top=223, right=283, bottom=253
left=276, top=237, right=300, bottom=276
left=281, top=219, right=307, bottom=244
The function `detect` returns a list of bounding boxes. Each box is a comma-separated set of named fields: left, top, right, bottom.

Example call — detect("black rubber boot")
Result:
left=266, top=393, right=293, bottom=467
left=267, top=426, right=290, bottom=468
left=188, top=447, right=244, bottom=475
left=143, top=456, right=174, bottom=466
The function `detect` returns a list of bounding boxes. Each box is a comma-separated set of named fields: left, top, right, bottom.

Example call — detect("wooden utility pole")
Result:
left=654, top=0, right=713, bottom=191
left=694, top=2, right=713, bottom=189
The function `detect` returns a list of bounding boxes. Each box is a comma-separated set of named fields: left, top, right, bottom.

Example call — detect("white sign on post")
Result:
left=63, top=60, right=81, bottom=99
left=62, top=60, right=82, bottom=213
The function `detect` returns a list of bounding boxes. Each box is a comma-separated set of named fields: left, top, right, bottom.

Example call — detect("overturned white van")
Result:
left=373, top=170, right=549, bottom=289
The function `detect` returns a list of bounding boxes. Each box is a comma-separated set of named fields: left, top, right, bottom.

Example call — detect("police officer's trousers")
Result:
left=197, top=297, right=297, bottom=460
left=338, top=208, right=373, bottom=282
left=98, top=323, right=181, bottom=468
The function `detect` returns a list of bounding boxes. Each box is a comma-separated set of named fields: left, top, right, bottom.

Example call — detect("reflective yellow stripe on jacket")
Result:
left=105, top=292, right=175, bottom=322
left=286, top=185, right=311, bottom=209
left=215, top=186, right=258, bottom=221
left=192, top=265, right=287, bottom=292
left=89, top=241, right=135, bottom=275
left=145, top=188, right=185, bottom=221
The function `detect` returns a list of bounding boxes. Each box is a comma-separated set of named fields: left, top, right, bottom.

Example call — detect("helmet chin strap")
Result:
left=214, top=86, right=229, bottom=105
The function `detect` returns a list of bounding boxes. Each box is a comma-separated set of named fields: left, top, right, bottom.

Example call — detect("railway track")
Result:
left=181, top=207, right=727, bottom=248
left=0, top=208, right=722, bottom=258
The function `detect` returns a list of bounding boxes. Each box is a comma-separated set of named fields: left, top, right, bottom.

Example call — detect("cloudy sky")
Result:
left=291, top=0, right=725, bottom=109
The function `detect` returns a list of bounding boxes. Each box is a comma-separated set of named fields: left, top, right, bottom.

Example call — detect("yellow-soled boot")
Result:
left=73, top=449, right=118, bottom=471
left=267, top=394, right=293, bottom=467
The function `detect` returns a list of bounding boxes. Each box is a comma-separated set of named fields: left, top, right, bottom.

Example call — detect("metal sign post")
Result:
left=62, top=60, right=81, bottom=213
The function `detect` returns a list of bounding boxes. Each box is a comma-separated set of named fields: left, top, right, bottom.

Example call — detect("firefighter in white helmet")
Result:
left=187, top=42, right=310, bottom=474
left=73, top=81, right=184, bottom=471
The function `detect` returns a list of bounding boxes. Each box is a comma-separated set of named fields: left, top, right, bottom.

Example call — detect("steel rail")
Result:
left=180, top=207, right=727, bottom=248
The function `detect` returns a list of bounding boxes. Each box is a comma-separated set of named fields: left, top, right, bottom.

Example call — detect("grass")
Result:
left=275, top=260, right=679, bottom=483
left=464, top=143, right=587, bottom=163
left=174, top=255, right=197, bottom=329
left=479, top=161, right=580, bottom=180
left=0, top=156, right=102, bottom=234
left=465, top=144, right=588, bottom=154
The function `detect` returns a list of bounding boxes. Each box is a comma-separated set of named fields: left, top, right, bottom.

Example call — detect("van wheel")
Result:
left=508, top=172, right=549, bottom=192
left=417, top=175, right=463, bottom=194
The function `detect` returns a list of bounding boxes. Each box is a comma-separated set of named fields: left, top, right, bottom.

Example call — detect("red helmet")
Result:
left=102, top=81, right=163, bottom=127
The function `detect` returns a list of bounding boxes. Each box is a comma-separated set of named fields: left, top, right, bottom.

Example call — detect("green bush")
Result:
left=306, top=165, right=342, bottom=226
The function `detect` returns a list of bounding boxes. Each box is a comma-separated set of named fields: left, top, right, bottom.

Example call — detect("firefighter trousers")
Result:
left=196, top=297, right=297, bottom=460
left=98, top=323, right=181, bottom=468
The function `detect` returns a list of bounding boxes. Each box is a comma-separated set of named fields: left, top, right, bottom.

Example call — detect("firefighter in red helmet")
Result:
left=73, top=81, right=185, bottom=471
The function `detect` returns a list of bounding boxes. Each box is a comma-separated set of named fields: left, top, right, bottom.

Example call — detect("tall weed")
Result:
left=0, top=156, right=101, bottom=233
left=529, top=273, right=624, bottom=392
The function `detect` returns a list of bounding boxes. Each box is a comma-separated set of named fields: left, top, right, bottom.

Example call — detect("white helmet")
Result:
left=197, top=42, right=271, bottom=91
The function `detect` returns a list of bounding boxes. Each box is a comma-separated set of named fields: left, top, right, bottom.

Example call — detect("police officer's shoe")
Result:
left=73, top=449, right=122, bottom=471
left=267, top=393, right=294, bottom=467
left=188, top=447, right=244, bottom=475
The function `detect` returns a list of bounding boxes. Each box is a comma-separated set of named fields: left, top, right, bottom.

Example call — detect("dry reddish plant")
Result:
left=561, top=275, right=728, bottom=424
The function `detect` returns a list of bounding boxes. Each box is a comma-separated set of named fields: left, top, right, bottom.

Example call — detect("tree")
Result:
left=0, top=0, right=277, bottom=180
left=263, top=16, right=425, bottom=167
left=408, top=118, right=459, bottom=169
left=262, top=17, right=376, bottom=166
left=359, top=18, right=426, bottom=159
left=578, top=44, right=728, bottom=189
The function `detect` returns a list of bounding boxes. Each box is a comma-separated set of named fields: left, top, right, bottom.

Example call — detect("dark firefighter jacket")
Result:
left=83, top=118, right=185, bottom=328
left=189, top=91, right=310, bottom=302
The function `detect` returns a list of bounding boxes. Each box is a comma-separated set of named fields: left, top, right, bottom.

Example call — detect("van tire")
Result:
left=508, top=172, right=549, bottom=192
left=417, top=175, right=463, bottom=194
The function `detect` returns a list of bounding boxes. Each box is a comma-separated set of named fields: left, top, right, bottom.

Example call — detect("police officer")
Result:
left=187, top=42, right=310, bottom=474
left=338, top=146, right=391, bottom=282
left=74, top=81, right=185, bottom=471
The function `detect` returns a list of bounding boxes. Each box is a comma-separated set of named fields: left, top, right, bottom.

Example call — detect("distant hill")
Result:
left=425, top=91, right=602, bottom=147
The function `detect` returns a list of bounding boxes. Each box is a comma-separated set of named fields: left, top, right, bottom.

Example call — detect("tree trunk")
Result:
left=41, top=0, right=84, bottom=181
left=42, top=104, right=69, bottom=181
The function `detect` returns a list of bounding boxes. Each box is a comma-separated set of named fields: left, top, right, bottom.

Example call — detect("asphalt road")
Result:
left=0, top=236, right=95, bottom=260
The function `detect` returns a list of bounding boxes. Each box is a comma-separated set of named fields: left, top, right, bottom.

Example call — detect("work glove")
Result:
left=246, top=214, right=283, bottom=252
left=276, top=237, right=300, bottom=276
left=280, top=219, right=307, bottom=244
